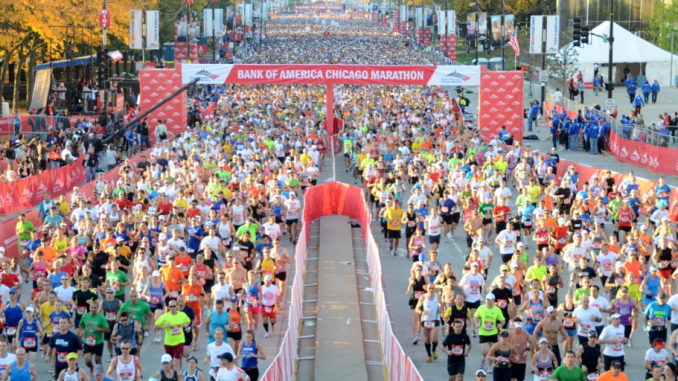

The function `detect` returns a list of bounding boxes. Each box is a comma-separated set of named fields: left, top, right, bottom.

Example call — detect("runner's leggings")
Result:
left=493, top=367, right=512, bottom=381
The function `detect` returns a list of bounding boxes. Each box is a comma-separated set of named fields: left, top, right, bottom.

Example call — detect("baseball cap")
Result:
left=499, top=330, right=509, bottom=337
left=610, top=359, right=623, bottom=368
left=161, top=354, right=173, bottom=363
left=218, top=352, right=234, bottom=361
left=588, top=330, right=598, bottom=338
left=485, top=294, right=496, bottom=300
left=615, top=262, right=624, bottom=269
left=500, top=265, right=509, bottom=272
left=546, top=306, right=554, bottom=314
left=159, top=233, right=167, bottom=240
left=476, top=369, right=488, bottom=376
left=639, top=224, right=648, bottom=231
left=539, top=338, right=548, bottom=344
left=510, top=262, right=519, bottom=268
left=610, top=313, right=621, bottom=319
left=25, top=306, right=35, bottom=313
left=9, top=289, right=17, bottom=294
left=94, top=364, right=105, bottom=376
left=558, top=218, right=566, bottom=225
left=264, top=274, right=272, bottom=282
left=230, top=295, right=238, bottom=302
left=152, top=271, right=161, bottom=277
left=116, top=237, right=125, bottom=242
left=67, top=353, right=78, bottom=360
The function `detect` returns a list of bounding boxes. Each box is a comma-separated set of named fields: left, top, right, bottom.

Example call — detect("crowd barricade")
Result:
left=260, top=181, right=424, bottom=381
left=0, top=114, right=109, bottom=137
left=545, top=97, right=678, bottom=178
left=0, top=156, right=85, bottom=215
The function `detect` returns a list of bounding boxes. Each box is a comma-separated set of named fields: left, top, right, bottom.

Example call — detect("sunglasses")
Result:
left=169, top=305, right=177, bottom=308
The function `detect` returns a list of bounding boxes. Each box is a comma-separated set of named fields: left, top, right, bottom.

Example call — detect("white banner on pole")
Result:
left=400, top=5, right=407, bottom=22
left=244, top=4, right=253, bottom=26
left=214, top=9, right=224, bottom=37
left=545, top=15, right=560, bottom=54
left=529, top=15, right=543, bottom=54
left=146, top=10, right=160, bottom=49
left=447, top=10, right=456, bottom=36
left=204, top=9, right=214, bottom=37
left=129, top=10, right=143, bottom=50
left=437, top=11, right=445, bottom=35
left=416, top=8, right=423, bottom=28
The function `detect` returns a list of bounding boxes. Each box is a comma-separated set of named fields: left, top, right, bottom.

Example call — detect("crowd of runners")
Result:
left=2, top=13, right=677, bottom=381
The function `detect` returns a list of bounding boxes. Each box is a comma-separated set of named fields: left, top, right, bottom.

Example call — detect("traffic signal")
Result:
left=581, top=25, right=590, bottom=44
left=98, top=48, right=109, bottom=89
left=573, top=17, right=582, bottom=47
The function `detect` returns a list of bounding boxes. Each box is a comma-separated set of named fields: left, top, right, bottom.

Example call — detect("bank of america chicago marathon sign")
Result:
left=181, top=64, right=482, bottom=86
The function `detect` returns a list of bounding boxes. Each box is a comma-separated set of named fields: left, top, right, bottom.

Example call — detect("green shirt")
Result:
left=525, top=265, right=548, bottom=283
left=16, top=221, right=35, bottom=240
left=236, top=223, right=259, bottom=244
left=478, top=203, right=494, bottom=219
left=80, top=313, right=109, bottom=346
left=608, top=200, right=623, bottom=219
left=474, top=305, right=505, bottom=336
left=573, top=288, right=591, bottom=304
left=155, top=311, right=191, bottom=346
left=551, top=365, right=587, bottom=381
left=119, top=300, right=152, bottom=330
left=106, top=271, right=130, bottom=297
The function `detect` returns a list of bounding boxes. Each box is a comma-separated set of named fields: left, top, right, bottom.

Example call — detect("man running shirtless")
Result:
left=464, top=210, right=484, bottom=257
left=532, top=306, right=568, bottom=366
left=227, top=257, right=248, bottom=298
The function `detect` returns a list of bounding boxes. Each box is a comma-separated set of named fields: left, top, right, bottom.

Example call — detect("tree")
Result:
left=546, top=42, right=578, bottom=90
left=645, top=1, right=678, bottom=51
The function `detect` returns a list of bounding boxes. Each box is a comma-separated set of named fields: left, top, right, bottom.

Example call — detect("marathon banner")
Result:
left=146, top=10, right=160, bottom=49
left=478, top=71, right=524, bottom=142
left=130, top=10, right=143, bottom=49
left=181, top=64, right=482, bottom=86
left=293, top=5, right=343, bottom=10
left=139, top=67, right=188, bottom=140
left=447, top=10, right=456, bottom=36
left=0, top=156, right=85, bottom=215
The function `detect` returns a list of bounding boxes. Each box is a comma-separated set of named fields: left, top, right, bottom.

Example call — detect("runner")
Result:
left=259, top=275, right=280, bottom=339
left=441, top=320, right=471, bottom=381
left=238, top=330, right=265, bottom=381
left=110, top=311, right=142, bottom=357
left=415, top=283, right=444, bottom=363
left=16, top=306, right=43, bottom=363
left=105, top=339, right=143, bottom=381
left=205, top=327, right=237, bottom=381
left=474, top=294, right=505, bottom=370
left=154, top=299, right=191, bottom=371
left=100, top=287, right=122, bottom=361
left=49, top=317, right=83, bottom=380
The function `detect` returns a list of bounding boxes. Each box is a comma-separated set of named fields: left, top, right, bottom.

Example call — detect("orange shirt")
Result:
left=35, top=246, right=56, bottom=266
left=187, top=207, right=202, bottom=219
left=100, top=238, right=117, bottom=253
left=175, top=255, right=192, bottom=276
left=608, top=242, right=620, bottom=254
left=541, top=217, right=557, bottom=231
left=596, top=370, right=628, bottom=381
left=624, top=260, right=642, bottom=283
left=160, top=265, right=185, bottom=293
left=228, top=308, right=241, bottom=333
left=182, top=283, right=203, bottom=306
left=552, top=226, right=569, bottom=249
left=542, top=195, right=555, bottom=211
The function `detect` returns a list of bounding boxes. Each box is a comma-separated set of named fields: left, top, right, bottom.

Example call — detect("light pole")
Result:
left=669, top=32, right=675, bottom=87
left=469, top=2, right=481, bottom=65
left=501, top=0, right=505, bottom=70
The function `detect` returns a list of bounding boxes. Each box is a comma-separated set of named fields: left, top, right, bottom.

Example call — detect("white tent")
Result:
left=565, top=21, right=678, bottom=86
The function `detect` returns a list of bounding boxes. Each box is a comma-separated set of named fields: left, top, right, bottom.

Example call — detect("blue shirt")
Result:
left=642, top=83, right=651, bottom=94
left=49, top=331, right=83, bottom=367
left=652, top=82, right=660, bottom=92
left=644, top=302, right=672, bottom=331
left=186, top=226, right=205, bottom=252
left=49, top=271, right=68, bottom=289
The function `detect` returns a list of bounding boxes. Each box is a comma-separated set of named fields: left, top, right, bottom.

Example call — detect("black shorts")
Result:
left=387, top=230, right=401, bottom=239
left=227, top=330, right=242, bottom=341
left=184, top=329, right=193, bottom=346
left=429, top=235, right=440, bottom=245
left=619, top=225, right=631, bottom=232
left=451, top=213, right=460, bottom=224
left=479, top=334, right=498, bottom=344
left=42, top=335, right=52, bottom=346
left=510, top=362, right=527, bottom=381
left=150, top=304, right=164, bottom=314
left=442, top=215, right=453, bottom=225
left=466, top=235, right=474, bottom=248
left=465, top=300, right=480, bottom=309
left=275, top=216, right=284, bottom=224
left=286, top=219, right=298, bottom=226
left=405, top=228, right=416, bottom=239
left=275, top=272, right=287, bottom=282
left=5, top=334, right=16, bottom=344
left=495, top=222, right=506, bottom=234
left=482, top=218, right=493, bottom=226
left=447, top=361, right=466, bottom=376
left=84, top=342, right=104, bottom=356
left=623, top=324, right=632, bottom=338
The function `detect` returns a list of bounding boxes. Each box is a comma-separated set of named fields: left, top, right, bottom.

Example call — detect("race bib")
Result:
left=451, top=344, right=464, bottom=355
left=558, top=237, right=567, bottom=245
left=483, top=321, right=495, bottom=331
left=441, top=207, right=449, bottom=213
left=20, top=240, right=29, bottom=247
left=497, top=299, right=507, bottom=308
left=522, top=220, right=532, bottom=227
left=423, top=320, right=436, bottom=329
left=653, top=317, right=666, bottom=327
left=247, top=296, right=257, bottom=305
left=264, top=306, right=273, bottom=314
left=390, top=220, right=399, bottom=226
left=187, top=295, right=198, bottom=302
left=106, top=312, right=117, bottom=322
left=470, top=285, right=479, bottom=295
left=170, top=325, right=182, bottom=335
left=563, top=317, right=574, bottom=328
left=407, top=221, right=416, bottom=228
left=86, top=335, right=96, bottom=346
left=150, top=296, right=160, bottom=305
left=414, top=291, right=425, bottom=298
left=580, top=323, right=590, bottom=333
left=57, top=352, right=67, bottom=363
left=429, top=226, right=440, bottom=235
left=119, top=372, right=133, bottom=381
left=77, top=306, right=88, bottom=316
left=169, top=291, right=179, bottom=298
left=587, top=373, right=599, bottom=381
left=6, top=327, right=16, bottom=336
left=23, top=338, right=36, bottom=349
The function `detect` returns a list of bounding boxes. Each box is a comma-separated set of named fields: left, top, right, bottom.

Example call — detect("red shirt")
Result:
left=158, top=201, right=173, bottom=216
left=61, top=262, right=76, bottom=277
left=493, top=206, right=511, bottom=222
left=115, top=199, right=131, bottom=212
left=188, top=207, right=202, bottom=219
left=0, top=273, right=18, bottom=288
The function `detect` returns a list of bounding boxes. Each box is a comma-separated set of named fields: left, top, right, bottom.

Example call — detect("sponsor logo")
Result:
left=150, top=79, right=158, bottom=84
left=483, top=87, right=492, bottom=92
left=172, top=112, right=181, bottom=117
left=505, top=81, right=514, bottom=86
left=439, top=70, right=474, bottom=84
left=496, top=88, right=506, bottom=93
left=512, top=88, right=521, bottom=92
left=172, top=99, right=181, bottom=104
left=511, top=101, right=520, bottom=106
left=172, top=86, right=180, bottom=90
left=497, top=101, right=505, bottom=106
left=490, top=81, right=499, bottom=86
left=497, top=114, right=505, bottom=118
left=490, top=108, right=498, bottom=112
left=150, top=93, right=159, bottom=97
left=620, top=147, right=629, bottom=158
left=505, top=108, right=513, bottom=112
left=142, top=86, right=151, bottom=90
left=490, top=94, right=499, bottom=99
left=512, top=114, right=521, bottom=118
left=157, top=73, right=166, bottom=78
left=165, top=80, right=173, bottom=85
left=157, top=112, right=166, bottom=117
left=142, top=73, right=151, bottom=78
left=20, top=187, right=33, bottom=203
left=512, top=74, right=522, bottom=79
left=190, top=69, right=221, bottom=81
left=35, top=184, right=49, bottom=198
left=143, top=99, right=151, bottom=104
left=157, top=86, right=166, bottom=91
left=482, top=101, right=491, bottom=105
left=490, top=120, right=498, bottom=125
left=166, top=118, right=174, bottom=123
left=497, top=75, right=506, bottom=79
left=172, top=73, right=180, bottom=78
left=481, top=114, right=490, bottom=119
left=482, top=74, right=491, bottom=79
left=630, top=150, right=640, bottom=161
left=481, top=127, right=490, bottom=131
left=511, top=127, right=520, bottom=132
left=641, top=153, right=648, bottom=164
left=505, top=95, right=514, bottom=100
left=649, top=156, right=660, bottom=168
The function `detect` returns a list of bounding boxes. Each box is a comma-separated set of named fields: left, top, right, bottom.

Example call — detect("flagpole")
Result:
left=514, top=52, right=517, bottom=71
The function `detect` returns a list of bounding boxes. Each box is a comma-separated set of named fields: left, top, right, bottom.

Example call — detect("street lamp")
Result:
left=469, top=2, right=482, bottom=65
left=669, top=32, right=675, bottom=87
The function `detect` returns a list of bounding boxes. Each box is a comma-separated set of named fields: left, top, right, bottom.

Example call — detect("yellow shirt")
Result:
left=493, top=161, right=508, bottom=174
left=40, top=302, right=68, bottom=333
left=385, top=207, right=404, bottom=231
left=356, top=154, right=367, bottom=169
left=53, top=237, right=68, bottom=253
left=57, top=201, right=71, bottom=215
left=528, top=185, right=542, bottom=201
left=300, top=153, right=312, bottom=166
left=173, top=198, right=189, bottom=211
left=212, top=186, right=231, bottom=200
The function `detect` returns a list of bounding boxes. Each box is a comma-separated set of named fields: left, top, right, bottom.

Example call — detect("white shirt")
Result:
left=0, top=353, right=16, bottom=378
left=459, top=272, right=485, bottom=303
left=589, top=296, right=611, bottom=327
left=0, top=284, right=9, bottom=305
left=645, top=348, right=670, bottom=367
left=54, top=285, right=76, bottom=304
left=667, top=294, right=678, bottom=325
left=262, top=222, right=281, bottom=239
left=596, top=252, right=620, bottom=277
left=207, top=342, right=237, bottom=371
left=599, top=323, right=625, bottom=356
left=495, top=230, right=517, bottom=255
left=215, top=365, right=249, bottom=381
left=573, top=306, right=602, bottom=337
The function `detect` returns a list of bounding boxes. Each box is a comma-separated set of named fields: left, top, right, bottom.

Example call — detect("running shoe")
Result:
left=264, top=332, right=269, bottom=338
left=432, top=352, right=438, bottom=360
left=426, top=356, right=432, bottom=363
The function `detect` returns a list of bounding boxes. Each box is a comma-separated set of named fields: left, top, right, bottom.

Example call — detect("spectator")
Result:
left=579, top=81, right=585, bottom=103
left=642, top=80, right=651, bottom=104
left=154, top=120, right=169, bottom=142
left=527, top=101, right=540, bottom=132
left=137, top=119, right=151, bottom=150
left=593, top=74, right=603, bottom=96
left=625, top=75, right=636, bottom=104
left=633, top=93, right=644, bottom=115
left=567, top=77, right=576, bottom=101
left=84, top=147, right=99, bottom=182
left=651, top=80, right=660, bottom=103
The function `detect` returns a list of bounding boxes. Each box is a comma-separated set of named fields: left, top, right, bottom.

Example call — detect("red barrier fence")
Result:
left=260, top=181, right=424, bottom=380
left=0, top=156, right=85, bottom=215
left=545, top=101, right=678, bottom=178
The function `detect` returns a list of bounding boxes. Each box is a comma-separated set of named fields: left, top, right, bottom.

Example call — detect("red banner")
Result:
left=139, top=67, right=188, bottom=141
left=98, top=9, right=111, bottom=28
left=0, top=156, right=85, bottom=214
left=478, top=71, right=524, bottom=142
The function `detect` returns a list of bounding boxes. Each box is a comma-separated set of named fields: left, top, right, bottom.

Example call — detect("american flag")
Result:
left=49, top=73, right=57, bottom=104
left=508, top=29, right=520, bottom=56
